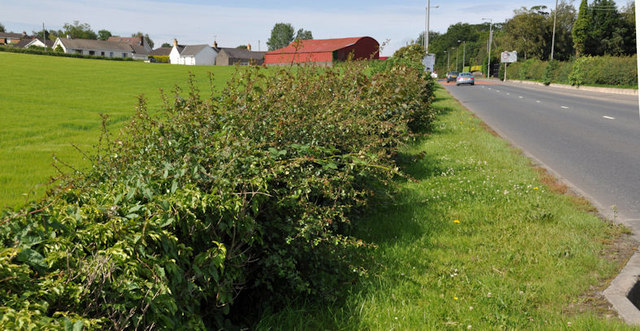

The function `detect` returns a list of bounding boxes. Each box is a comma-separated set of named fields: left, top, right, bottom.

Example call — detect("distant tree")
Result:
left=131, top=32, right=154, bottom=48
left=572, top=0, right=590, bottom=56
left=63, top=21, right=97, bottom=39
left=589, top=0, right=625, bottom=55
left=267, top=23, right=295, bottom=51
left=503, top=6, right=550, bottom=60
left=98, top=29, right=112, bottom=40
left=161, top=42, right=171, bottom=48
left=236, top=45, right=248, bottom=49
left=0, top=22, right=5, bottom=33
left=620, top=1, right=636, bottom=54
left=295, top=28, right=313, bottom=40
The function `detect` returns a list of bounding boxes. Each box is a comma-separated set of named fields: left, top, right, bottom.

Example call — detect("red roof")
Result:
left=267, top=37, right=367, bottom=54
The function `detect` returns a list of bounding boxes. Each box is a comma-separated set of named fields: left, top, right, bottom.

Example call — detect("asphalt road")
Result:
left=442, top=80, right=640, bottom=231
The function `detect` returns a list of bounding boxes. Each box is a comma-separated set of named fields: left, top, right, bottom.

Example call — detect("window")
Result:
left=101, top=52, right=105, bottom=56
left=122, top=53, right=127, bottom=57
left=89, top=50, right=95, bottom=55
left=110, top=52, right=114, bottom=57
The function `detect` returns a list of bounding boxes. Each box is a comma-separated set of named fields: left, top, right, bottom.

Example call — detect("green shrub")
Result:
left=149, top=55, right=169, bottom=63
left=0, top=59, right=435, bottom=329
left=0, top=46, right=135, bottom=61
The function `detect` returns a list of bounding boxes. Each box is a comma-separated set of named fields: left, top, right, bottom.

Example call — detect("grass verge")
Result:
left=254, top=85, right=637, bottom=330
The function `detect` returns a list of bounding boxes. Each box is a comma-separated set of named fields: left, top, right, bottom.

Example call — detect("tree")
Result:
left=63, top=21, right=97, bottom=39
left=620, top=1, right=636, bottom=54
left=573, top=0, right=590, bottom=56
left=0, top=22, right=5, bottom=33
left=161, top=42, right=171, bottom=48
left=236, top=45, right=248, bottom=49
left=295, top=28, right=313, bottom=40
left=267, top=23, right=295, bottom=51
left=503, top=6, right=550, bottom=60
left=98, top=29, right=112, bottom=41
left=131, top=32, right=154, bottom=48
left=589, top=0, right=625, bottom=55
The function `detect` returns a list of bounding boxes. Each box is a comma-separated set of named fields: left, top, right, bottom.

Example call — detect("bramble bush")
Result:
left=0, top=54, right=435, bottom=329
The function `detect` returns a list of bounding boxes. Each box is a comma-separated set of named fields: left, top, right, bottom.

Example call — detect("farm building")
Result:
left=169, top=39, right=218, bottom=65
left=264, top=37, right=379, bottom=66
left=0, top=32, right=25, bottom=45
left=215, top=46, right=266, bottom=66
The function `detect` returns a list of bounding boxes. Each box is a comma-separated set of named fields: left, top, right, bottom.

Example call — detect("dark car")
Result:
left=456, top=72, right=475, bottom=86
left=446, top=71, right=459, bottom=83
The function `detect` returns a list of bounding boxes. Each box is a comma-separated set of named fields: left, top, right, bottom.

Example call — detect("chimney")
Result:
left=247, top=43, right=251, bottom=51
left=173, top=38, right=178, bottom=47
left=139, top=35, right=144, bottom=46
left=213, top=41, right=218, bottom=49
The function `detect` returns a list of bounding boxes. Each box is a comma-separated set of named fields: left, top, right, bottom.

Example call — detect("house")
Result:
left=150, top=47, right=172, bottom=57
left=108, top=36, right=151, bottom=60
left=0, top=32, right=25, bottom=45
left=169, top=39, right=218, bottom=65
left=53, top=37, right=134, bottom=58
left=15, top=38, right=54, bottom=49
left=264, top=37, right=379, bottom=66
left=215, top=45, right=266, bottom=66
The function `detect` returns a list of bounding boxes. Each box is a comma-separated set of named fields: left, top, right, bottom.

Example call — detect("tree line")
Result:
left=1, top=20, right=155, bottom=49
left=421, top=0, right=635, bottom=74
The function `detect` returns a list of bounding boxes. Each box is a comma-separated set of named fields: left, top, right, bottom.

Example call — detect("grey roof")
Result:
left=150, top=47, right=172, bottom=56
left=218, top=47, right=266, bottom=60
left=130, top=44, right=149, bottom=55
left=0, top=32, right=24, bottom=39
left=13, top=39, right=32, bottom=48
left=58, top=38, right=132, bottom=52
left=180, top=44, right=212, bottom=57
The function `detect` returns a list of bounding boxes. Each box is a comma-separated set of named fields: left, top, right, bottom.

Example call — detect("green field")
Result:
left=0, top=52, right=236, bottom=208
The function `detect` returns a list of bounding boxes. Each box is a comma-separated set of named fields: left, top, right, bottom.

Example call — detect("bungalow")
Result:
left=53, top=37, right=134, bottom=58
left=16, top=38, right=54, bottom=49
left=108, top=36, right=151, bottom=60
left=215, top=45, right=266, bottom=66
left=169, top=39, right=218, bottom=65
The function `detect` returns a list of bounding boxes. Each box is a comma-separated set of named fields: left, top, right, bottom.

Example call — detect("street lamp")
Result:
left=445, top=50, right=449, bottom=72
left=456, top=41, right=461, bottom=71
left=425, top=1, right=440, bottom=54
left=482, top=18, right=493, bottom=78
left=462, top=41, right=466, bottom=71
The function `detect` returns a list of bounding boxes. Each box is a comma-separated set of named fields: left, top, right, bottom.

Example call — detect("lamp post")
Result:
left=445, top=50, right=449, bottom=72
left=456, top=40, right=461, bottom=71
left=482, top=18, right=493, bottom=78
left=462, top=41, right=466, bottom=71
left=425, top=1, right=440, bottom=54
left=550, top=0, right=558, bottom=61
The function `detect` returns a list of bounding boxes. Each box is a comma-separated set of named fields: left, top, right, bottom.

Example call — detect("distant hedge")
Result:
left=0, top=45, right=136, bottom=61
left=501, top=55, right=637, bottom=87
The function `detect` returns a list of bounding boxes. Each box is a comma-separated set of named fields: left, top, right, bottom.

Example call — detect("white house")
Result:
left=169, top=39, right=218, bottom=65
left=53, top=38, right=134, bottom=58
left=23, top=38, right=54, bottom=49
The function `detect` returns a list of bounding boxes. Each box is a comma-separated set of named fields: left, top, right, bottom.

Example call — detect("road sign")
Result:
left=422, top=54, right=435, bottom=72
left=501, top=51, right=517, bottom=63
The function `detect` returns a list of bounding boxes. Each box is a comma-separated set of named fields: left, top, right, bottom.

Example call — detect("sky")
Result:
left=4, top=0, right=556, bottom=56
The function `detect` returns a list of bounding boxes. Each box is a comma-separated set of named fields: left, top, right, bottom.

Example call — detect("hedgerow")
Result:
left=503, top=55, right=637, bottom=87
left=0, top=55, right=434, bottom=329
left=0, top=45, right=136, bottom=61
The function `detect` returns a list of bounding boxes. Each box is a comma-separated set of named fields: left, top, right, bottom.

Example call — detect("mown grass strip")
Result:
left=255, top=85, right=637, bottom=330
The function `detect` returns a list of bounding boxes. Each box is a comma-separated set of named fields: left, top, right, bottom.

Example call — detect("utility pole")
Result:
left=446, top=50, right=449, bottom=71
left=425, top=0, right=429, bottom=53
left=482, top=18, right=493, bottom=77
left=550, top=0, right=558, bottom=60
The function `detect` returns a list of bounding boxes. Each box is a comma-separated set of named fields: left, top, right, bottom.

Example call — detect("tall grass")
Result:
left=0, top=52, right=235, bottom=208
left=254, top=85, right=636, bottom=330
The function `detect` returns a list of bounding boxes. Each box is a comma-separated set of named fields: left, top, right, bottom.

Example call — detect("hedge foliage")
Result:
left=0, top=54, right=434, bottom=329
left=0, top=46, right=135, bottom=61
left=503, top=55, right=637, bottom=87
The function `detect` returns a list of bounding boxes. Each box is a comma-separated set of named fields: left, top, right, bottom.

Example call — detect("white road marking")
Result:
left=603, top=116, right=615, bottom=120
left=561, top=106, right=569, bottom=109
left=536, top=100, right=541, bottom=103
left=518, top=96, right=523, bottom=99
left=496, top=90, right=501, bottom=92
left=506, top=93, right=510, bottom=95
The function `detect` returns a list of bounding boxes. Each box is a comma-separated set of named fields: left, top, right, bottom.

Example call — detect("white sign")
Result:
left=422, top=54, right=435, bottom=72
left=501, top=51, right=517, bottom=63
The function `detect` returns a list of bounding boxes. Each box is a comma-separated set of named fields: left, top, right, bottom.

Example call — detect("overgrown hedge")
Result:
left=501, top=55, right=637, bottom=87
left=0, top=46, right=135, bottom=61
left=0, top=53, right=434, bottom=329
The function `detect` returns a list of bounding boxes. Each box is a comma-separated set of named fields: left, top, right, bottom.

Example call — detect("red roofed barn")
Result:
left=264, top=37, right=379, bottom=66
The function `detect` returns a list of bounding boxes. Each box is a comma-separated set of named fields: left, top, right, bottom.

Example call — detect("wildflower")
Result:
left=534, top=187, right=539, bottom=190
left=453, top=220, right=461, bottom=224
left=467, top=325, right=472, bottom=330
left=453, top=296, right=458, bottom=300
left=487, top=292, right=492, bottom=298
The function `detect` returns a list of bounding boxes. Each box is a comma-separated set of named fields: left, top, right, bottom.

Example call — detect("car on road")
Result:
left=446, top=71, right=458, bottom=83
left=456, top=72, right=474, bottom=86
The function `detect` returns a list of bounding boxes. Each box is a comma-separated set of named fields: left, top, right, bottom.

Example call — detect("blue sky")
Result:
left=4, top=0, right=553, bottom=56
